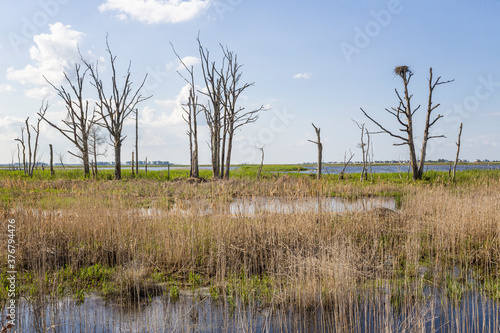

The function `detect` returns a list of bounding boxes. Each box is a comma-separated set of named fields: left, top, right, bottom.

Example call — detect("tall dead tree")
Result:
left=353, top=120, right=370, bottom=181
left=15, top=102, right=47, bottom=178
left=360, top=66, right=453, bottom=180
left=14, top=128, right=27, bottom=175
left=135, top=108, right=139, bottom=175
left=308, top=123, right=322, bottom=180
left=172, top=43, right=201, bottom=179
left=221, top=46, right=264, bottom=179
left=453, top=123, right=463, bottom=180
left=83, top=37, right=150, bottom=180
left=39, top=64, right=95, bottom=177
left=198, top=37, right=224, bottom=179
left=198, top=37, right=264, bottom=179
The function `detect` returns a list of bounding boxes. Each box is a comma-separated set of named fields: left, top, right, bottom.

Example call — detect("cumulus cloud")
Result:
left=98, top=0, right=211, bottom=24
left=177, top=56, right=199, bottom=70
left=293, top=72, right=312, bottom=80
left=6, top=23, right=85, bottom=98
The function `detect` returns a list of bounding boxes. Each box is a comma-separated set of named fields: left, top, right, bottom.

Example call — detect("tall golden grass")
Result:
left=1, top=175, right=499, bottom=331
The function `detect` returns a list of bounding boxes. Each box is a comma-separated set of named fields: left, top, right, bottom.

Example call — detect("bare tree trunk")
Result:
left=224, top=127, right=234, bottom=180
left=114, top=142, right=121, bottom=180
left=91, top=160, right=96, bottom=179
left=256, top=145, right=264, bottom=180
left=135, top=109, right=139, bottom=175
left=26, top=119, right=32, bottom=177
left=17, top=144, right=21, bottom=171
left=453, top=123, right=463, bottom=180
left=131, top=151, right=135, bottom=177
left=308, top=123, right=322, bottom=180
left=145, top=157, right=148, bottom=176
left=49, top=144, right=54, bottom=176
left=82, top=137, right=90, bottom=177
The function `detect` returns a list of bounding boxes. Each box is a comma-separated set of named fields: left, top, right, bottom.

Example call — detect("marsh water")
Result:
left=138, top=196, right=397, bottom=217
left=4, top=288, right=500, bottom=332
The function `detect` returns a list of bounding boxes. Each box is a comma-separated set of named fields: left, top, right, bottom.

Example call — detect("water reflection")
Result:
left=5, top=289, right=499, bottom=332
left=137, top=196, right=396, bottom=217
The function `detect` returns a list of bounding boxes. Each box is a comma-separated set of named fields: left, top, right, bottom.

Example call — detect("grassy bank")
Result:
left=0, top=170, right=499, bottom=330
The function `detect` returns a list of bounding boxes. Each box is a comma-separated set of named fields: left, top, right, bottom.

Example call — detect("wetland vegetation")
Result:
left=1, top=167, right=500, bottom=331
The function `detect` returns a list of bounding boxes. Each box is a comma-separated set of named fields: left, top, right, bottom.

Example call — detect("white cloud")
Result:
left=6, top=23, right=85, bottom=97
left=25, top=87, right=51, bottom=100
left=0, top=115, right=25, bottom=142
left=98, top=0, right=211, bottom=24
left=293, top=72, right=312, bottom=80
left=150, top=83, right=192, bottom=126
left=177, top=56, right=199, bottom=70
left=0, top=84, right=13, bottom=93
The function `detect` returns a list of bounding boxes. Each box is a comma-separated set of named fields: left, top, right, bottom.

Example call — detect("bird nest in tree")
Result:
left=394, top=66, right=411, bottom=76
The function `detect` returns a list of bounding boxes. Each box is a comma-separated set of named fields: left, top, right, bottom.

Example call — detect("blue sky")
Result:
left=0, top=0, right=499, bottom=165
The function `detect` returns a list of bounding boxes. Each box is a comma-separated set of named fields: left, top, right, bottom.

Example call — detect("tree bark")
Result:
left=49, top=144, right=54, bottom=176
left=131, top=151, right=135, bottom=177
left=114, top=142, right=121, bottom=180
left=256, top=145, right=264, bottom=181
left=453, top=123, right=463, bottom=180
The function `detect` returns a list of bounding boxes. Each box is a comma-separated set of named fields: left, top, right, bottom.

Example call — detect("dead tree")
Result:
left=83, top=37, right=150, bottom=180
left=49, top=144, right=54, bottom=176
left=39, top=64, right=95, bottom=177
left=339, top=150, right=355, bottom=180
left=353, top=120, right=370, bottom=181
left=135, top=108, right=139, bottom=175
left=171, top=43, right=201, bottom=178
left=453, top=123, right=463, bottom=180
left=221, top=46, right=264, bottom=179
left=256, top=145, right=265, bottom=180
left=360, top=66, right=453, bottom=180
left=198, top=37, right=224, bottom=179
left=57, top=152, right=66, bottom=169
left=88, top=125, right=107, bottom=177
left=16, top=102, right=47, bottom=178
left=131, top=151, right=135, bottom=177
left=16, top=144, right=21, bottom=171
left=308, top=123, right=322, bottom=180
left=198, top=36, right=264, bottom=179
left=14, top=128, right=27, bottom=175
